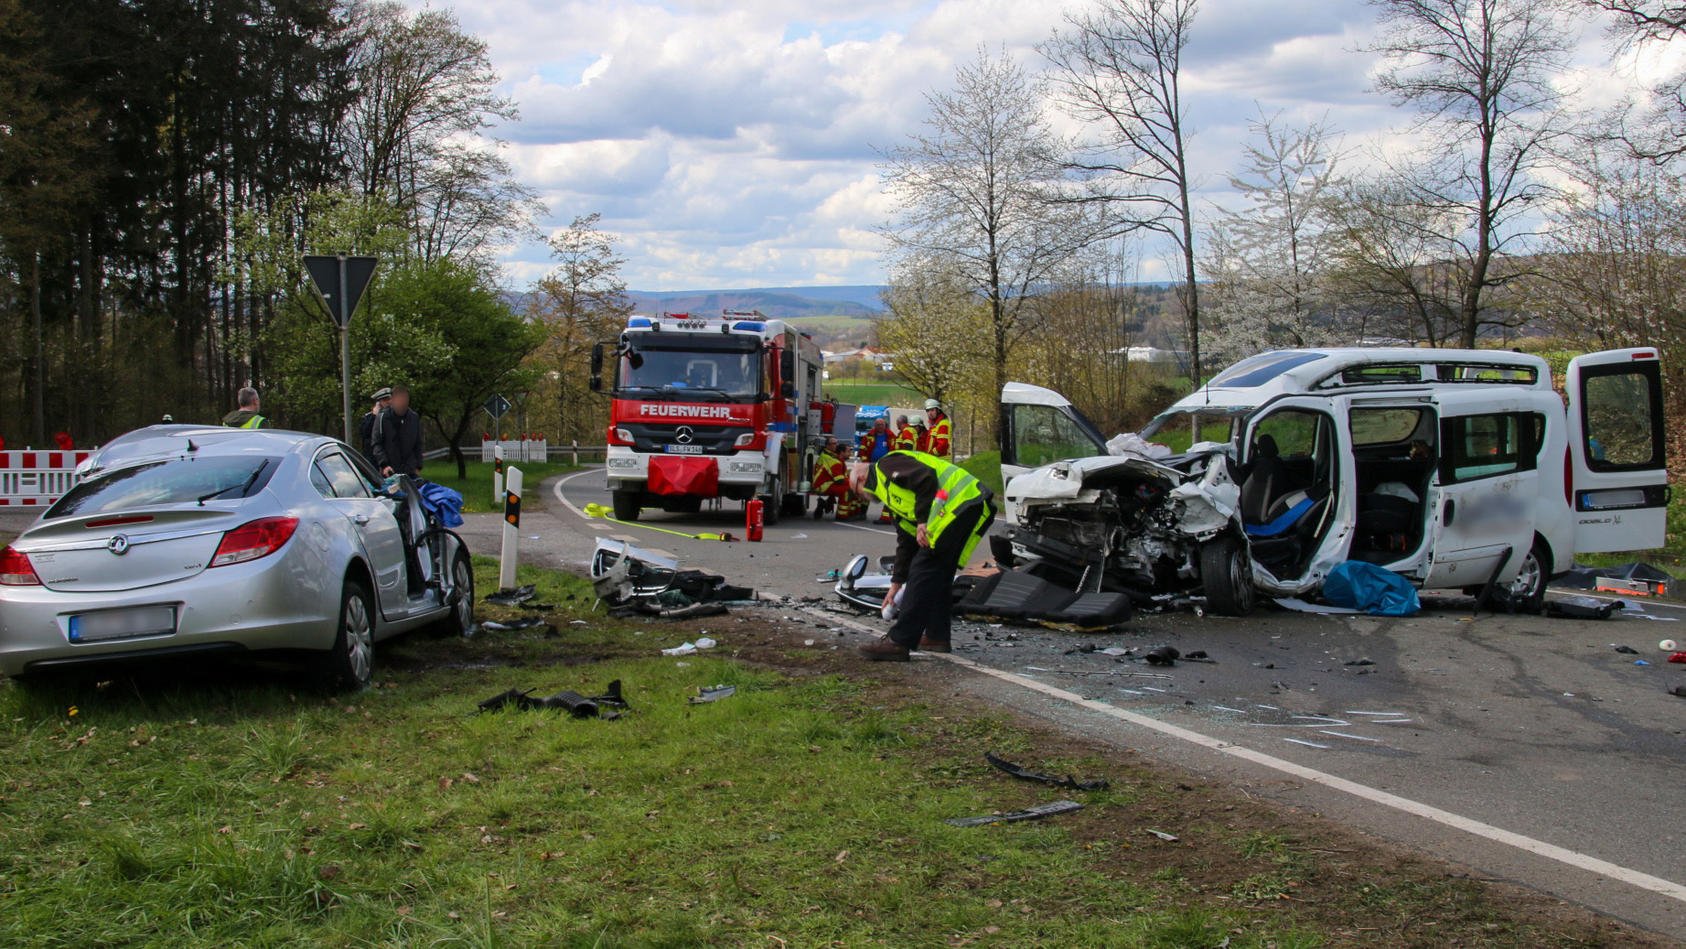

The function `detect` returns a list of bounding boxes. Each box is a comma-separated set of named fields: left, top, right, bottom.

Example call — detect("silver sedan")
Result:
left=0, top=426, right=472, bottom=687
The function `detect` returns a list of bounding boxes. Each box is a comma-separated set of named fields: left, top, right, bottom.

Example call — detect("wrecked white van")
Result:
left=997, top=347, right=1669, bottom=615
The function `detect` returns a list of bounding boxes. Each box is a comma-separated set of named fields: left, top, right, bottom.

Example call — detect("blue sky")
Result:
left=420, top=0, right=1666, bottom=290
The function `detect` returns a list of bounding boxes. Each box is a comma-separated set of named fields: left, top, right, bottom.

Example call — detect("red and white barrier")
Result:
left=0, top=451, right=91, bottom=507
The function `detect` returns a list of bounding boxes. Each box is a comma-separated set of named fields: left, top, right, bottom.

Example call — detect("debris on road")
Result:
left=1558, top=562, right=1675, bottom=598
left=832, top=554, right=1130, bottom=629
left=592, top=538, right=753, bottom=618
left=476, top=680, right=629, bottom=719
left=485, top=584, right=536, bottom=606
left=1546, top=596, right=1623, bottom=620
left=689, top=684, right=737, bottom=704
left=1613, top=645, right=1640, bottom=654
left=984, top=751, right=1109, bottom=792
left=945, top=800, right=1083, bottom=828
left=1344, top=657, right=1376, bottom=666
left=661, top=636, right=718, bottom=656
left=1142, top=646, right=1180, bottom=666
left=1144, top=828, right=1179, bottom=842
left=481, top=617, right=552, bottom=634
left=1669, top=653, right=1686, bottom=664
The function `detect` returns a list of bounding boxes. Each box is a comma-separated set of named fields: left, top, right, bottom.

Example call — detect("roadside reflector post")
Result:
left=571, top=439, right=579, bottom=467
left=499, top=466, right=522, bottom=591
left=493, top=445, right=505, bottom=509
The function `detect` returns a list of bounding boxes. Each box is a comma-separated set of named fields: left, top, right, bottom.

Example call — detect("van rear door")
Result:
left=1565, top=348, right=1669, bottom=552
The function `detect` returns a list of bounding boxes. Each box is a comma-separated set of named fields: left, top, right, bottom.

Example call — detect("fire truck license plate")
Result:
left=665, top=444, right=706, bottom=455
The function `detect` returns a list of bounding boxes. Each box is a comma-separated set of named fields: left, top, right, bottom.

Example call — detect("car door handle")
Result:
left=1443, top=499, right=1455, bottom=527
left=353, top=514, right=370, bottom=525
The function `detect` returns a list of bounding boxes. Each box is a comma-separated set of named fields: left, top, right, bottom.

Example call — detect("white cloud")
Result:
left=413, top=0, right=1672, bottom=289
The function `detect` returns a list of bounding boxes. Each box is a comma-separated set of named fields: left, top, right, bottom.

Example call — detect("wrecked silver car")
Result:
left=997, top=346, right=1671, bottom=615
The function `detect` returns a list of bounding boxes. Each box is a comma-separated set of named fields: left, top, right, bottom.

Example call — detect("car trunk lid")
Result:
left=19, top=508, right=240, bottom=592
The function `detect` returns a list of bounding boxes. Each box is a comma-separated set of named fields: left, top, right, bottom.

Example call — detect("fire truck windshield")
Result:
left=616, top=334, right=765, bottom=402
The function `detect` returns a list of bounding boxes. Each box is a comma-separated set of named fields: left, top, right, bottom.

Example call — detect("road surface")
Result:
left=462, top=467, right=1686, bottom=940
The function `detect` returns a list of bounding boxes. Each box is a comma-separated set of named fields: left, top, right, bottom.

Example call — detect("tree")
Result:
left=1584, top=2, right=1686, bottom=160
left=1366, top=0, right=1574, bottom=346
left=879, top=48, right=1098, bottom=411
left=1531, top=150, right=1686, bottom=405
left=1202, top=113, right=1345, bottom=359
left=526, top=214, right=634, bottom=446
left=341, top=1, right=532, bottom=265
left=382, top=258, right=545, bottom=478
left=1324, top=175, right=1468, bottom=345
left=1042, top=0, right=1204, bottom=378
left=875, top=260, right=992, bottom=407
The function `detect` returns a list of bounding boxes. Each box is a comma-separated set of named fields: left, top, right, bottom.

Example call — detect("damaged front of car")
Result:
left=999, top=443, right=1256, bottom=613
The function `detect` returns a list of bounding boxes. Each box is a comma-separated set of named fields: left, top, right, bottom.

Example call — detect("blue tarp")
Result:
left=1322, top=560, right=1420, bottom=616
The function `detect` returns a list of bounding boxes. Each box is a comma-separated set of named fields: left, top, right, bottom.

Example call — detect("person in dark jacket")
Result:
left=372, top=386, right=423, bottom=477
left=222, top=387, right=268, bottom=429
left=359, top=387, right=392, bottom=460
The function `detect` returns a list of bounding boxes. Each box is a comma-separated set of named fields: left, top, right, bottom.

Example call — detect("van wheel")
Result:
left=318, top=578, right=375, bottom=691
left=1200, top=535, right=1256, bottom=616
left=1508, top=539, right=1550, bottom=604
left=611, top=490, right=641, bottom=521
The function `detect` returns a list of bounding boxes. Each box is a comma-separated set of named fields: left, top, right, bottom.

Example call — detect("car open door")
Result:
left=1565, top=348, right=1669, bottom=553
left=1423, top=389, right=1541, bottom=588
left=998, top=383, right=1109, bottom=485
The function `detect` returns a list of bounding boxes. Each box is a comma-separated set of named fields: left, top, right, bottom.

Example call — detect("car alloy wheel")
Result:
left=343, top=593, right=373, bottom=685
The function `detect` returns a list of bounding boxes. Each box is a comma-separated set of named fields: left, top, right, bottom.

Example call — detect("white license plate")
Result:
left=68, top=605, right=177, bottom=643
left=665, top=444, right=706, bottom=455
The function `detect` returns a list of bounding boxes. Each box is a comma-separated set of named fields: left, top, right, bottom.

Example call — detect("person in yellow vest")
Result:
left=221, top=387, right=268, bottom=429
left=847, top=450, right=995, bottom=660
left=893, top=414, right=918, bottom=451
left=923, top=399, right=952, bottom=458
left=811, top=437, right=866, bottom=520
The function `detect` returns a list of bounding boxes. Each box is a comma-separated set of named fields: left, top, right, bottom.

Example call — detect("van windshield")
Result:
left=1140, top=408, right=1249, bottom=453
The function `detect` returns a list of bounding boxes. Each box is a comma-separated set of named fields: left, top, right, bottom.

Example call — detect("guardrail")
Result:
left=420, top=443, right=611, bottom=465
left=0, top=450, right=92, bottom=507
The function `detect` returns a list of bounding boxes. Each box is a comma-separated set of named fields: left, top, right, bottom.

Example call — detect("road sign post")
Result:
left=484, top=392, right=512, bottom=446
left=304, top=253, right=378, bottom=444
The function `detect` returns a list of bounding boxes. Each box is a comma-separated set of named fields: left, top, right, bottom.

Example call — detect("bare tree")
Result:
left=1203, top=112, right=1346, bottom=358
left=1366, top=0, right=1574, bottom=346
left=880, top=48, right=1099, bottom=408
left=1042, top=0, right=1204, bottom=379
left=1581, top=2, right=1686, bottom=160
left=527, top=214, right=634, bottom=445
left=1324, top=175, right=1468, bottom=346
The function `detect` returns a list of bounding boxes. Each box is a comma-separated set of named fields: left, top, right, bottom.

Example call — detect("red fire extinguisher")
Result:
left=746, top=498, right=764, bottom=542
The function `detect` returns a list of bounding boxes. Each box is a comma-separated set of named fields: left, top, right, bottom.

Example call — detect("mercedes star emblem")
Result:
left=675, top=426, right=694, bottom=444
left=107, top=534, right=131, bottom=556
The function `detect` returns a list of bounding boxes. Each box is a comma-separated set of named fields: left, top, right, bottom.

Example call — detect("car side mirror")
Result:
left=781, top=381, right=795, bottom=399
left=590, top=343, right=605, bottom=392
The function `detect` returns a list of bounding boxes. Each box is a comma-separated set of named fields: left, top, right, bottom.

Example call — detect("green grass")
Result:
left=824, top=379, right=927, bottom=408
left=0, top=557, right=1647, bottom=948
left=423, top=460, right=578, bottom=513
left=783, top=314, right=876, bottom=335
left=960, top=450, right=1004, bottom=497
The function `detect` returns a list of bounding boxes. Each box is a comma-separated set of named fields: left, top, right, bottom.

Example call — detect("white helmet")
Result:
left=924, top=399, right=941, bottom=411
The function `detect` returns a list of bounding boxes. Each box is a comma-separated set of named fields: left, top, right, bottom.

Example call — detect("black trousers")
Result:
left=887, top=499, right=993, bottom=648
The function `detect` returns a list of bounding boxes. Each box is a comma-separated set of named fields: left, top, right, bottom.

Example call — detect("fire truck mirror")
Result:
left=781, top=380, right=796, bottom=399
left=780, top=348, right=795, bottom=385
left=590, top=342, right=605, bottom=388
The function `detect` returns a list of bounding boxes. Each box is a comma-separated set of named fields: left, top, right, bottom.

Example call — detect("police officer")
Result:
left=848, top=450, right=994, bottom=661
left=222, top=387, right=268, bottom=429
left=360, top=387, right=392, bottom=460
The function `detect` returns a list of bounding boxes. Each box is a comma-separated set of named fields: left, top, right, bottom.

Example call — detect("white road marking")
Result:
left=1283, top=738, right=1331, bottom=749
left=833, top=520, right=897, bottom=536
left=1318, top=731, right=1382, bottom=743
left=802, top=606, right=1686, bottom=906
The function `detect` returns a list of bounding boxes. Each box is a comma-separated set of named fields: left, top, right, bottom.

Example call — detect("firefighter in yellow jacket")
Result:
left=848, top=450, right=995, bottom=660
left=893, top=414, right=919, bottom=451
left=923, top=399, right=952, bottom=458
left=811, top=437, right=865, bottom=520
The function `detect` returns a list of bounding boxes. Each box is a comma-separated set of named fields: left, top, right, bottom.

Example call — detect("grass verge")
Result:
left=422, top=460, right=578, bottom=513
left=0, top=558, right=1665, bottom=948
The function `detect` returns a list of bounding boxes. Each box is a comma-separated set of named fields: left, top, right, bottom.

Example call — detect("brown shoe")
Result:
left=857, top=637, right=911, bottom=662
left=917, top=638, right=951, bottom=653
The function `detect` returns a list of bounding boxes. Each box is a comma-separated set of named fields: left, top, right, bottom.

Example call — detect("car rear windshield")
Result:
left=45, top=456, right=281, bottom=519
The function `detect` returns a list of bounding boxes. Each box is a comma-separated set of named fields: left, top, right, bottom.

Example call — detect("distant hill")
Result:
left=626, top=285, right=887, bottom=320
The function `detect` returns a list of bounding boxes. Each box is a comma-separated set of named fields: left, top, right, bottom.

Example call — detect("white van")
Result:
left=997, top=347, right=1669, bottom=614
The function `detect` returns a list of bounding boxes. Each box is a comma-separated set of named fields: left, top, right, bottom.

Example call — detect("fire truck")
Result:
left=591, top=312, right=833, bottom=524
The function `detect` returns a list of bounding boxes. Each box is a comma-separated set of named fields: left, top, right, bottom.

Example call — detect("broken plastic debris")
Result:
left=945, top=800, right=1083, bottom=827
left=1546, top=596, right=1623, bottom=620
left=476, top=680, right=629, bottom=719
left=661, top=642, right=697, bottom=656
left=984, top=751, right=1109, bottom=792
left=695, top=637, right=717, bottom=650
left=1613, top=644, right=1640, bottom=654
left=1142, top=646, right=1180, bottom=666
left=484, top=584, right=536, bottom=606
left=481, top=617, right=551, bottom=633
left=689, top=684, right=736, bottom=704
left=1144, top=829, right=1179, bottom=842
left=1343, top=657, right=1376, bottom=666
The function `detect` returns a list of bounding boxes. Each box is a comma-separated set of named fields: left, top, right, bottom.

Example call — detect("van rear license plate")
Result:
left=665, top=444, right=706, bottom=455
left=68, top=606, right=177, bottom=643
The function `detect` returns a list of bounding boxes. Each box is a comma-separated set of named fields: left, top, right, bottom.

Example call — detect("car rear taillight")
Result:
left=0, top=546, right=41, bottom=586
left=210, top=517, right=299, bottom=568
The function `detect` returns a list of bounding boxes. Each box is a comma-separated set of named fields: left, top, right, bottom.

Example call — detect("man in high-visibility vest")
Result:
left=893, top=414, right=918, bottom=451
left=848, top=450, right=994, bottom=661
left=923, top=399, right=952, bottom=458
left=221, top=387, right=268, bottom=429
left=811, top=437, right=866, bottom=520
